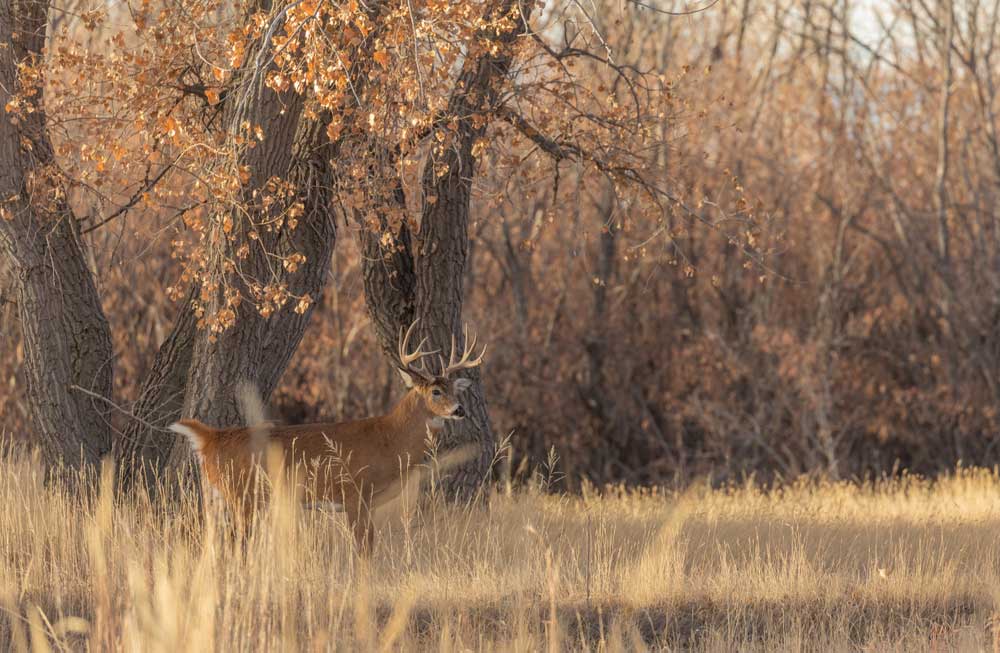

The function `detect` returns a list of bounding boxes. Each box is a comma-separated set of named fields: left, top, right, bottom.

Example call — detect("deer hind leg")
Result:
left=213, top=490, right=254, bottom=553
left=200, top=481, right=241, bottom=548
left=219, top=471, right=268, bottom=550
left=342, top=487, right=374, bottom=555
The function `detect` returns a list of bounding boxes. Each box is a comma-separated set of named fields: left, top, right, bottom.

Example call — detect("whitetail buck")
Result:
left=168, top=320, right=485, bottom=553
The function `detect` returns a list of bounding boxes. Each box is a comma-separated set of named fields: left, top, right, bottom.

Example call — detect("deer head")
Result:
left=396, top=320, right=486, bottom=421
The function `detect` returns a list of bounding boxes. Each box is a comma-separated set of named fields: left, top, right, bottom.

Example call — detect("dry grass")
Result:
left=2, top=440, right=1000, bottom=651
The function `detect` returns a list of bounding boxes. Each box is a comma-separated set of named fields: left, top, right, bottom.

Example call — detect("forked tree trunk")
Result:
left=116, top=4, right=390, bottom=488
left=361, top=0, right=532, bottom=500
left=115, top=139, right=338, bottom=488
left=181, top=4, right=391, bottom=434
left=117, top=73, right=338, bottom=483
left=114, top=10, right=315, bottom=483
left=181, top=124, right=338, bottom=432
left=0, top=0, right=114, bottom=470
left=181, top=58, right=311, bottom=429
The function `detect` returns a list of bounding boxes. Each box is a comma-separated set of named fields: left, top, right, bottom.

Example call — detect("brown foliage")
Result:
left=4, top=0, right=999, bottom=488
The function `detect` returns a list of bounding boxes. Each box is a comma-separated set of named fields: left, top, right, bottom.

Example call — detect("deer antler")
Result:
left=398, top=319, right=437, bottom=382
left=441, top=324, right=487, bottom=379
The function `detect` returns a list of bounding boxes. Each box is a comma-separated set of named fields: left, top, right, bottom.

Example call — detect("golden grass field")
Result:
left=2, top=439, right=1000, bottom=652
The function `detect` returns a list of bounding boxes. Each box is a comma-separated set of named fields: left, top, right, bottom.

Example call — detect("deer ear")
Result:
left=398, top=368, right=415, bottom=388
left=453, top=378, right=472, bottom=392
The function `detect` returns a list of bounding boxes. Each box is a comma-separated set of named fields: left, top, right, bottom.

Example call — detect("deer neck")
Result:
left=387, top=390, right=441, bottom=450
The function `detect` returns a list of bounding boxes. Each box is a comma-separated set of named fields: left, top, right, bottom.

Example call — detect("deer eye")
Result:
left=432, top=389, right=442, bottom=397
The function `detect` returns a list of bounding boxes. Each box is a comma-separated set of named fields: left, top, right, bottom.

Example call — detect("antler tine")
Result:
left=443, top=324, right=487, bottom=378
left=397, top=320, right=416, bottom=365
left=397, top=319, right=438, bottom=375
left=448, top=332, right=459, bottom=368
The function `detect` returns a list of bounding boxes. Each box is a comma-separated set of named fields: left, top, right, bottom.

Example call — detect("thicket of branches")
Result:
left=2, top=0, right=996, bottom=489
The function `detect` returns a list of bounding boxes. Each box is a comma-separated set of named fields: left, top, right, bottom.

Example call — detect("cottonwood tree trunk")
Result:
left=361, top=0, right=532, bottom=500
left=115, top=11, right=317, bottom=482
left=181, top=2, right=392, bottom=433
left=181, top=120, right=337, bottom=431
left=117, top=64, right=337, bottom=484
left=114, top=288, right=199, bottom=488
left=181, top=50, right=312, bottom=429
left=0, top=0, right=114, bottom=470
left=116, top=3, right=392, bottom=487
left=115, top=125, right=338, bottom=487
left=360, top=182, right=416, bottom=350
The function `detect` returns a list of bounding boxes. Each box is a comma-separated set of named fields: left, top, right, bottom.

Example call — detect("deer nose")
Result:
left=453, top=405, right=466, bottom=418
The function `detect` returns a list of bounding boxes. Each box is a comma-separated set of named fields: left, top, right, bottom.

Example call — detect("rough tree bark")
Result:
left=181, top=1, right=392, bottom=433
left=116, top=54, right=338, bottom=482
left=0, top=0, right=114, bottom=470
left=116, top=2, right=392, bottom=487
left=180, top=45, right=313, bottom=429
left=116, top=131, right=338, bottom=488
left=360, top=0, right=532, bottom=500
left=114, top=288, right=198, bottom=488
left=180, top=126, right=339, bottom=430
left=360, top=182, right=416, bottom=352
left=115, top=5, right=317, bottom=482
